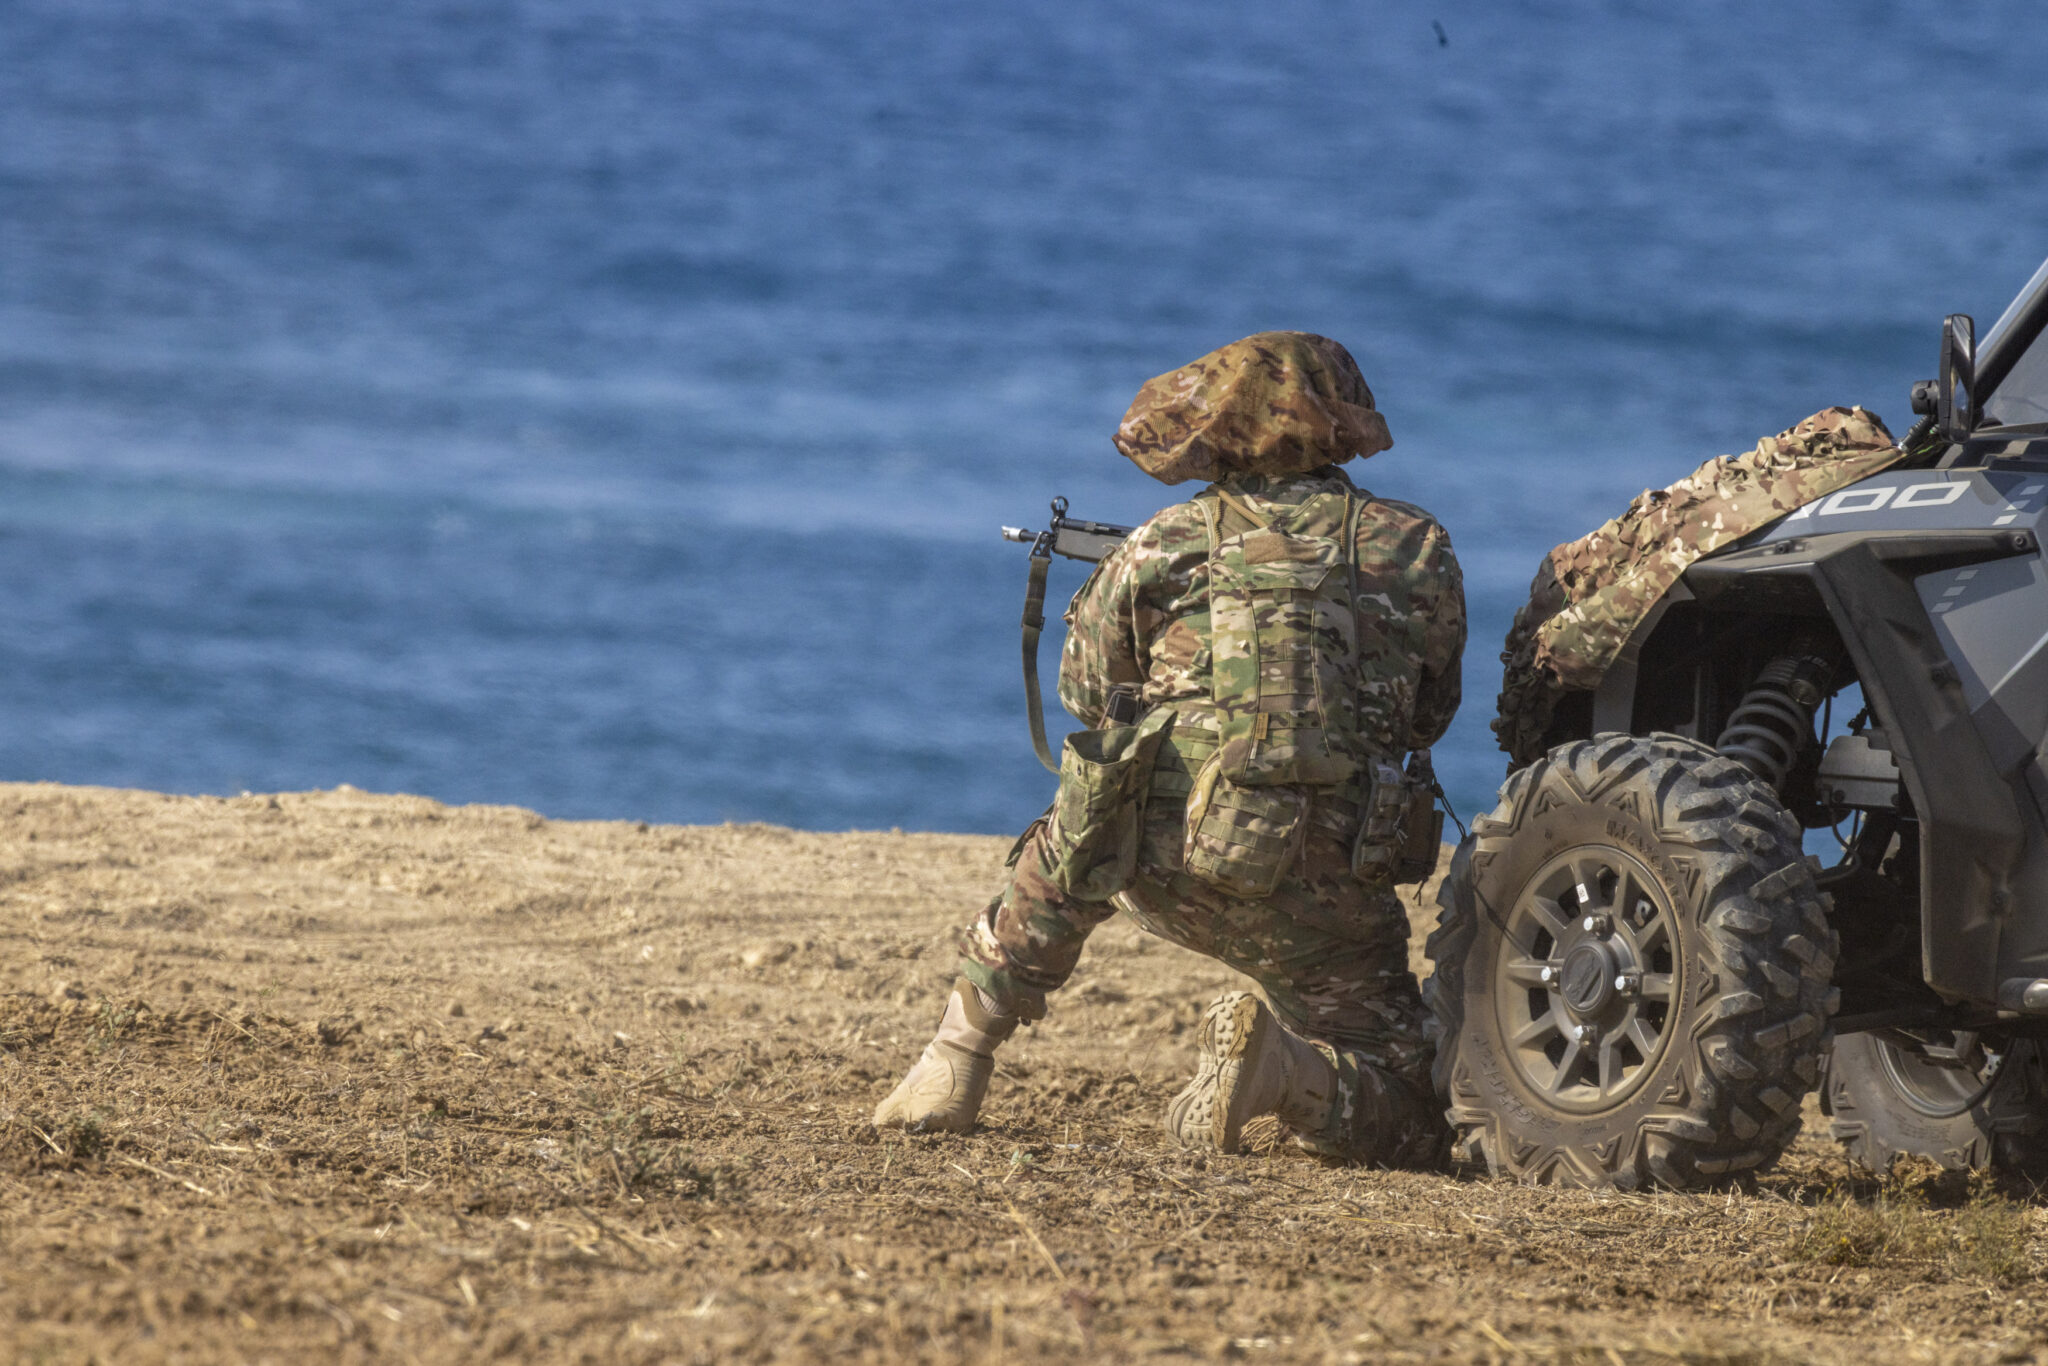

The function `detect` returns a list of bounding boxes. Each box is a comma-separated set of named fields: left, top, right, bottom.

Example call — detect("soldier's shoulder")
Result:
left=1124, top=497, right=1211, bottom=551
left=1358, top=493, right=1453, bottom=542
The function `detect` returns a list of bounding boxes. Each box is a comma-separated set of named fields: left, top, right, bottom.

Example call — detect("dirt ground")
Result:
left=3, top=782, right=2047, bottom=1364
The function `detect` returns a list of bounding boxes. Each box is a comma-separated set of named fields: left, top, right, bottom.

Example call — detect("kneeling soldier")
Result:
left=875, top=332, right=1466, bottom=1166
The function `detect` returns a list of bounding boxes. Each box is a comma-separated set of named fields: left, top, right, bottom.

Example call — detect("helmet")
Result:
left=1112, top=332, right=1392, bottom=485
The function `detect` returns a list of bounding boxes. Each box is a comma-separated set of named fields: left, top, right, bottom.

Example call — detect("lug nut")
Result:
left=1582, top=914, right=1613, bottom=937
left=1614, top=971, right=1641, bottom=996
left=1540, top=966, right=1557, bottom=985
left=1573, top=1023, right=1599, bottom=1045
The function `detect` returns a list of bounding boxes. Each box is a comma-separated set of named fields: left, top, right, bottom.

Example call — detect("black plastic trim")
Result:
left=1978, top=268, right=2048, bottom=408
left=1685, top=529, right=2035, bottom=1001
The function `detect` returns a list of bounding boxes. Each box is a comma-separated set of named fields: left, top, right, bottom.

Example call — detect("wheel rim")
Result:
left=1493, top=844, right=1682, bottom=1114
left=1872, top=1031, right=2002, bottom=1117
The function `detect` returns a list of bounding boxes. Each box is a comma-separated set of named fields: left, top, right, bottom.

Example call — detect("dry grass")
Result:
left=1, top=780, right=2046, bottom=1363
left=1788, top=1166, right=2034, bottom=1282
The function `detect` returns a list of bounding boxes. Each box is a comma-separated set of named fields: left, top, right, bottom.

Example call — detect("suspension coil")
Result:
left=1715, top=646, right=1837, bottom=789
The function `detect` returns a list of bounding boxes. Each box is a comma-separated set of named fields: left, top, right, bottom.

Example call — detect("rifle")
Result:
left=1001, top=497, right=1133, bottom=771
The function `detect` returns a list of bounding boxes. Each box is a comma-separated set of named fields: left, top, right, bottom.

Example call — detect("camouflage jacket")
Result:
left=1494, top=406, right=1900, bottom=766
left=1059, top=467, right=1464, bottom=780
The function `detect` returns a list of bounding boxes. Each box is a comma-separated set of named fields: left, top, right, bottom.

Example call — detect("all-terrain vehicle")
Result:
left=1426, top=256, right=2048, bottom=1188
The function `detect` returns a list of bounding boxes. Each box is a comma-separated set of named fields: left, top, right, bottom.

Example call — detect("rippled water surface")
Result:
left=3, top=1, right=2046, bottom=831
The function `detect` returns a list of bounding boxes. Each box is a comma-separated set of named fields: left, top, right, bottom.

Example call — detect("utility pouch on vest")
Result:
left=1352, top=752, right=1444, bottom=887
left=1044, top=707, right=1171, bottom=901
left=1182, top=754, right=1309, bottom=899
left=1396, top=784, right=1444, bottom=885
left=1204, top=492, right=1361, bottom=789
left=1350, top=759, right=1408, bottom=884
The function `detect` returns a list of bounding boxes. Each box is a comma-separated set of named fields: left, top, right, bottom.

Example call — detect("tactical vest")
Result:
left=1182, top=479, right=1426, bottom=897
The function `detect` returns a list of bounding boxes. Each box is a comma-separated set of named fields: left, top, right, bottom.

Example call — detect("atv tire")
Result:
left=1822, top=1032, right=2048, bottom=1179
left=1425, top=733, right=1839, bottom=1189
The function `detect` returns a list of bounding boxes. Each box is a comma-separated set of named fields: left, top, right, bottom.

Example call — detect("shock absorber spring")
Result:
left=1715, top=645, right=1837, bottom=790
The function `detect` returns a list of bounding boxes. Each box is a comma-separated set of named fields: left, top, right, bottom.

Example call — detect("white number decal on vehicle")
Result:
left=1817, top=487, right=1896, bottom=516
left=1894, top=483, right=1968, bottom=509
left=1783, top=480, right=1970, bottom=521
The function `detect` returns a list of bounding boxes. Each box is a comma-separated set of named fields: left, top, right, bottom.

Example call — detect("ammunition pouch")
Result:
left=1043, top=707, right=1172, bottom=901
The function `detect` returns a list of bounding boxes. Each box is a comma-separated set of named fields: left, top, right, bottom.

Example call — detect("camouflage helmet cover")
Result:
left=1112, top=332, right=1393, bottom=484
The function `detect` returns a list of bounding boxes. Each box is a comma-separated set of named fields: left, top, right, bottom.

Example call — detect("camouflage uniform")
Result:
left=961, top=333, right=1465, bottom=1162
left=1495, top=406, right=1900, bottom=767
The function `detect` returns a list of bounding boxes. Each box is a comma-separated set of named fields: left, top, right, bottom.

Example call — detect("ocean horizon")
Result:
left=4, top=0, right=2046, bottom=834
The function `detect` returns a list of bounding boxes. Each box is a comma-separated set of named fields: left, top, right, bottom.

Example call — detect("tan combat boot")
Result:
left=1165, top=991, right=1337, bottom=1154
left=872, top=979, right=1020, bottom=1133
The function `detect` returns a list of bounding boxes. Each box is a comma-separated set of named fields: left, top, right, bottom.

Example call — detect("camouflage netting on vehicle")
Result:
left=1112, top=332, right=1394, bottom=484
left=1494, top=406, right=1899, bottom=768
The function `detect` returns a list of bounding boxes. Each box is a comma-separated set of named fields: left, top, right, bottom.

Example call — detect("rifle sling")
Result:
left=1021, top=552, right=1060, bottom=773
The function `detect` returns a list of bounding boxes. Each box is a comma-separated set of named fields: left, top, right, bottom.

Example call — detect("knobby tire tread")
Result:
left=1822, top=1034, right=2048, bottom=1178
left=1423, top=733, right=1839, bottom=1189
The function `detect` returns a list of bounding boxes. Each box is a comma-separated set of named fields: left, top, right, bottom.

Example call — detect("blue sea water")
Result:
left=3, top=0, right=2047, bottom=834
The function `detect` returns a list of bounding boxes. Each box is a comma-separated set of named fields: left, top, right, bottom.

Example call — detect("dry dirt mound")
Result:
left=1, top=781, right=2044, bottom=1363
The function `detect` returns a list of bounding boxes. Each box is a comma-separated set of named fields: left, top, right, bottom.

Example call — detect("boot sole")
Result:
left=1165, top=993, right=1273, bottom=1154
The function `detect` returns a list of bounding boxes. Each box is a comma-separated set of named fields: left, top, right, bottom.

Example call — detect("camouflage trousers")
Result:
left=959, top=799, right=1439, bottom=1164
